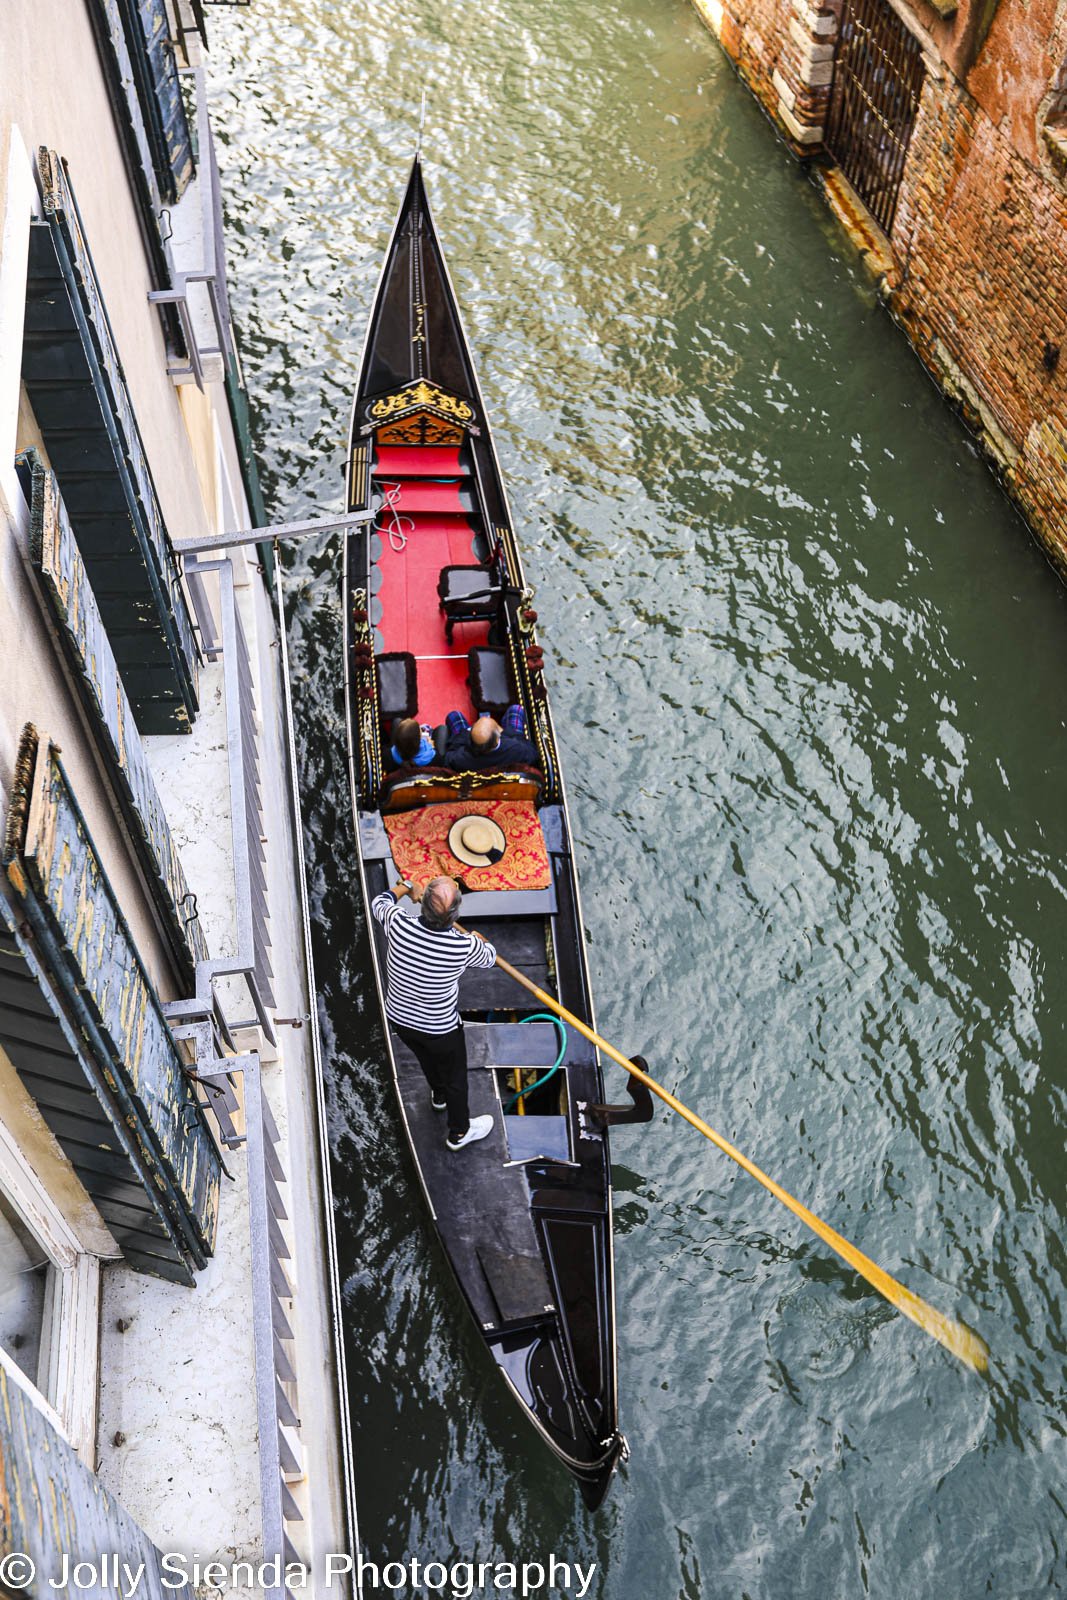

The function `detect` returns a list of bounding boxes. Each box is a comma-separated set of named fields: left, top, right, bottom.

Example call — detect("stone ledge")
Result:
left=792, top=0, right=839, bottom=38
left=818, top=164, right=900, bottom=285
left=690, top=0, right=725, bottom=39
left=778, top=98, right=825, bottom=144
left=789, top=18, right=836, bottom=61
left=772, top=68, right=796, bottom=112
left=1042, top=121, right=1067, bottom=162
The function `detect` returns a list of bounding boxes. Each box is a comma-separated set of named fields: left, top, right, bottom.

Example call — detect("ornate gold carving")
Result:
left=377, top=413, right=464, bottom=446
left=369, top=380, right=474, bottom=427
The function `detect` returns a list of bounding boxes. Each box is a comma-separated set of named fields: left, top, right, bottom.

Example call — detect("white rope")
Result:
left=376, top=480, right=414, bottom=553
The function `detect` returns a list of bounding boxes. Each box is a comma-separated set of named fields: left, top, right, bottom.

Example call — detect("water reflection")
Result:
left=210, top=0, right=1067, bottom=1591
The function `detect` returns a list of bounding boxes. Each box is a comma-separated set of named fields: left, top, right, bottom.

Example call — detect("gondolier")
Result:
left=370, top=877, right=496, bottom=1150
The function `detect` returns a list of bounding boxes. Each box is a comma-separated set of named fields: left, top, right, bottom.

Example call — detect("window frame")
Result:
left=0, top=1120, right=101, bottom=1463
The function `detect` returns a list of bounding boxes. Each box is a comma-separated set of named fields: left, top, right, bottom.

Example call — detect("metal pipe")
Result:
left=173, top=509, right=375, bottom=556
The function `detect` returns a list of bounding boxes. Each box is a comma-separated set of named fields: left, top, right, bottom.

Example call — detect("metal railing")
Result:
left=171, top=1007, right=304, bottom=1598
left=824, top=0, right=925, bottom=236
left=149, top=66, right=238, bottom=389
left=165, top=557, right=275, bottom=1040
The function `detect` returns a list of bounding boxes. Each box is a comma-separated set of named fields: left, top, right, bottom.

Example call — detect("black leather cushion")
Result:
left=467, top=646, right=515, bottom=715
left=376, top=652, right=417, bottom=721
left=437, top=565, right=500, bottom=605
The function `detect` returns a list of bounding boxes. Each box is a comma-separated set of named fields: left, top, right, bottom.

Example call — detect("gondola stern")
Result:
left=576, top=1434, right=627, bottom=1511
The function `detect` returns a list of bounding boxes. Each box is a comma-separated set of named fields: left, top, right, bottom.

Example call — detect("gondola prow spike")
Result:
left=417, top=89, right=427, bottom=157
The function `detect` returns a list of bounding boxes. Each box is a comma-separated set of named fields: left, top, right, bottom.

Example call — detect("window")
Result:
left=1041, top=66, right=1067, bottom=170
left=0, top=1185, right=51, bottom=1390
left=0, top=1122, right=101, bottom=1461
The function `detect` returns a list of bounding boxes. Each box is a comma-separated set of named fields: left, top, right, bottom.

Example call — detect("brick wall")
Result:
left=693, top=0, right=1067, bottom=578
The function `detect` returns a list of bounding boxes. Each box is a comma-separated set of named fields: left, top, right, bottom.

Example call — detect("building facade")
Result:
left=693, top=0, right=1067, bottom=579
left=0, top=3, right=354, bottom=1597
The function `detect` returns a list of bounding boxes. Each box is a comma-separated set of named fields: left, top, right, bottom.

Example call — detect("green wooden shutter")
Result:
left=3, top=727, right=220, bottom=1280
left=22, top=151, right=199, bottom=733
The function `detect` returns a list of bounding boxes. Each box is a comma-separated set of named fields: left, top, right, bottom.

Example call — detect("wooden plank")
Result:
left=391, top=1042, right=552, bottom=1329
left=358, top=811, right=392, bottom=859
left=466, top=917, right=549, bottom=967
left=465, top=1021, right=560, bottom=1067
left=459, top=961, right=549, bottom=1011
left=453, top=885, right=557, bottom=918
left=539, top=805, right=568, bottom=854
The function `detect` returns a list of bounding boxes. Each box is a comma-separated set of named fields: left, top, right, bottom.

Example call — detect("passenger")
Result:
left=389, top=716, right=437, bottom=769
left=370, top=876, right=496, bottom=1152
left=442, top=707, right=537, bottom=771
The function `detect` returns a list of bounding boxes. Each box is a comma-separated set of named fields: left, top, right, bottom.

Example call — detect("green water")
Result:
left=208, top=1, right=1067, bottom=1593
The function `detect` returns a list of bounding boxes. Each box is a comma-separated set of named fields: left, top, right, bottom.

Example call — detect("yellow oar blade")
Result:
left=487, top=949, right=989, bottom=1373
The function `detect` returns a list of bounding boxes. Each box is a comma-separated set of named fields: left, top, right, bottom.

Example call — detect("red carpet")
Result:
left=384, top=799, right=551, bottom=892
left=371, top=438, right=501, bottom=725
left=375, top=509, right=490, bottom=725
left=376, top=479, right=471, bottom=516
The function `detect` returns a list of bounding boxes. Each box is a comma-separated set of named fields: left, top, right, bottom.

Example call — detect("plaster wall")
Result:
left=0, top=4, right=351, bottom=1578
left=2, top=0, right=213, bottom=550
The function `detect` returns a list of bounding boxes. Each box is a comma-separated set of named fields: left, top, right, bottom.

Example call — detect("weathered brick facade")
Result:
left=693, top=0, right=1067, bottom=577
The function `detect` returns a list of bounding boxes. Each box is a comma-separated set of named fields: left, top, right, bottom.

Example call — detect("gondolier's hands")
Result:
left=392, top=878, right=423, bottom=901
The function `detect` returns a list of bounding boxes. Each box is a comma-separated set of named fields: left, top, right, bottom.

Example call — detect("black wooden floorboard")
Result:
left=467, top=917, right=549, bottom=966
left=393, top=1043, right=552, bottom=1330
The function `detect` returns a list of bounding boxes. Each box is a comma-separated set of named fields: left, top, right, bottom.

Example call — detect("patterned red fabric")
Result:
left=383, top=799, right=551, bottom=892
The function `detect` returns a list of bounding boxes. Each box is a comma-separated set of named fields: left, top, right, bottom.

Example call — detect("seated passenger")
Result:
left=443, top=707, right=538, bottom=771
left=389, top=717, right=437, bottom=770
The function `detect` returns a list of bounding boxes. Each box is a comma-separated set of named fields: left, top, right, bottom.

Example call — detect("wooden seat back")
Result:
left=379, top=765, right=543, bottom=814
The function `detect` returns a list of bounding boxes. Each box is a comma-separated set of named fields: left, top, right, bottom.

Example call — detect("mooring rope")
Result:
left=376, top=480, right=414, bottom=553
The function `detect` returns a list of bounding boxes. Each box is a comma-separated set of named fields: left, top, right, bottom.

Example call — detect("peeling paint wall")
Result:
left=0, top=1361, right=197, bottom=1600
left=693, top=0, right=1067, bottom=578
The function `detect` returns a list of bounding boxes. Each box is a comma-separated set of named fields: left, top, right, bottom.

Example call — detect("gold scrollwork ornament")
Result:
left=369, top=380, right=474, bottom=425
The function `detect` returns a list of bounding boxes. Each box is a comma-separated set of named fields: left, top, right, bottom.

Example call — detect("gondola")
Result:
left=342, top=157, right=629, bottom=1507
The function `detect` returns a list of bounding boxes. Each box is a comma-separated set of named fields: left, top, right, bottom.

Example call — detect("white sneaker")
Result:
left=446, top=1115, right=493, bottom=1151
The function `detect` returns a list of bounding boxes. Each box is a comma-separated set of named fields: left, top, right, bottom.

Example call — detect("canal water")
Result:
left=208, top=1, right=1067, bottom=1594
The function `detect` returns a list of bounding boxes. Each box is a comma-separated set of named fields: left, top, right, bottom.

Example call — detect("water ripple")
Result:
left=209, top=0, right=1067, bottom=1591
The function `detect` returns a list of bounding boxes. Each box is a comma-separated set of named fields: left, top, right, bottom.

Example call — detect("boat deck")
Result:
left=391, top=1020, right=564, bottom=1332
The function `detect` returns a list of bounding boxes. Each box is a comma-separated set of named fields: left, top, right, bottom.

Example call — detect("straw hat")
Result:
left=448, top=815, right=507, bottom=868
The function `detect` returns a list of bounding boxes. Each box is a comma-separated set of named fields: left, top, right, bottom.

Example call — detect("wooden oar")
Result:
left=485, top=945, right=989, bottom=1374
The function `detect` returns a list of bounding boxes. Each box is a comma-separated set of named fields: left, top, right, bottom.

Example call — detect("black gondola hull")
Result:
left=343, top=159, right=625, bottom=1506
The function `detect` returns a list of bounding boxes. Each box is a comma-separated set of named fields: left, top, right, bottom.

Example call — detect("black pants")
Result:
left=391, top=1021, right=469, bottom=1140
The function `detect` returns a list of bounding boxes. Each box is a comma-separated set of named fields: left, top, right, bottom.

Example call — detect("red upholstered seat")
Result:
left=374, top=446, right=467, bottom=478
left=437, top=560, right=503, bottom=643
left=376, top=480, right=470, bottom=515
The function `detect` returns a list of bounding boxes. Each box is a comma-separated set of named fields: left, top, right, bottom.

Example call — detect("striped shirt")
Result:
left=371, top=892, right=497, bottom=1033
